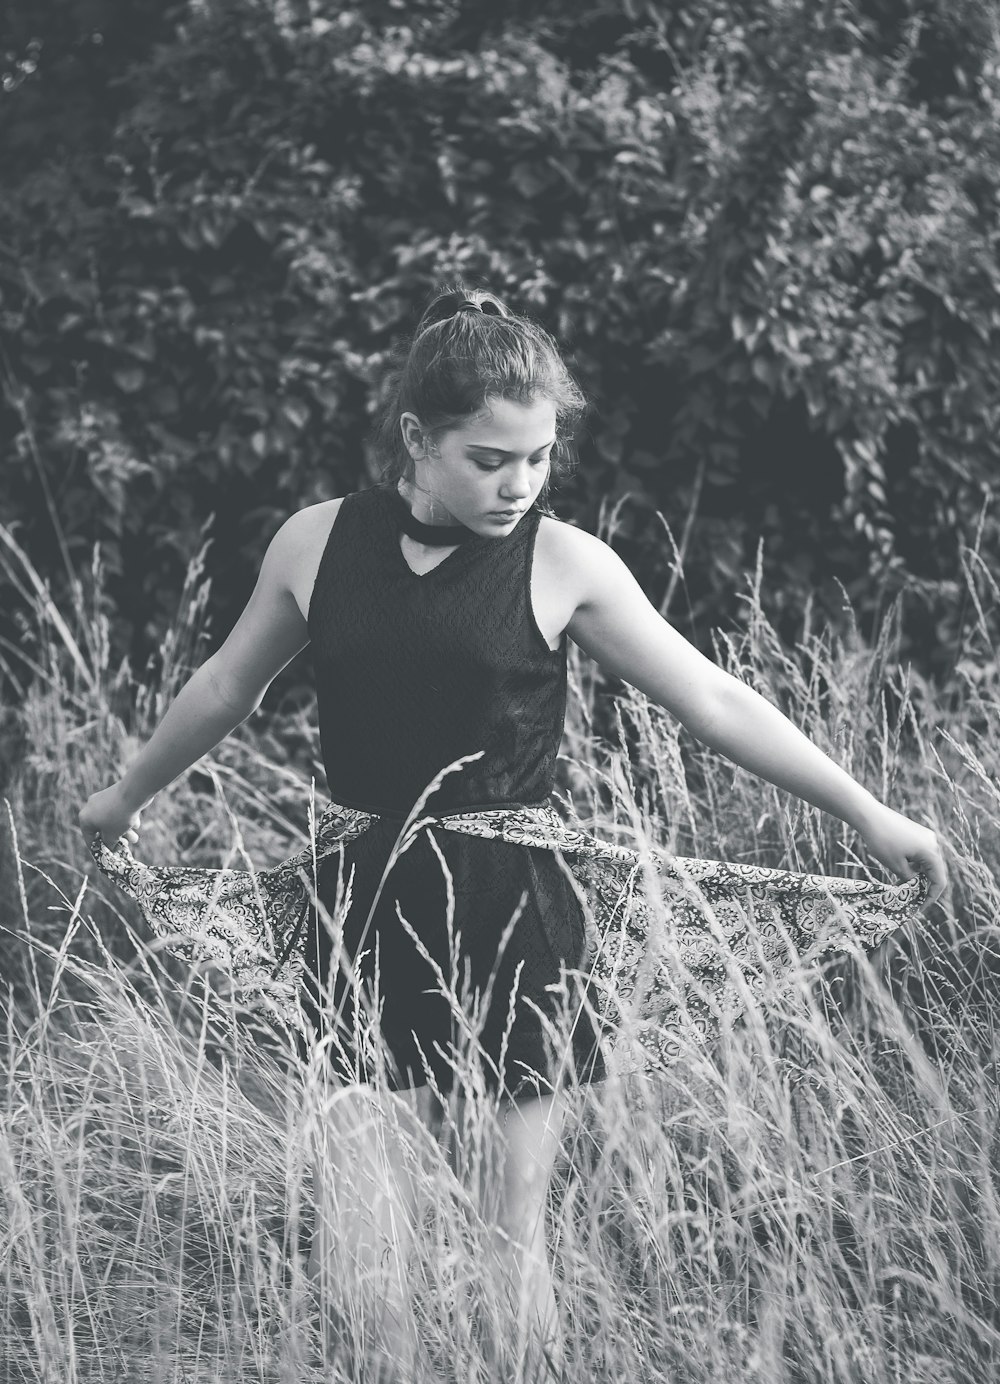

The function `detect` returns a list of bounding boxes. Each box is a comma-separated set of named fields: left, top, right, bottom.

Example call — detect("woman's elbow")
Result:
left=677, top=671, right=751, bottom=748
left=200, top=656, right=264, bottom=721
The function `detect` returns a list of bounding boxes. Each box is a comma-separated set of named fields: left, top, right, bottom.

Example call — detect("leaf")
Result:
left=751, top=357, right=777, bottom=388
left=112, top=366, right=146, bottom=394
left=281, top=398, right=310, bottom=430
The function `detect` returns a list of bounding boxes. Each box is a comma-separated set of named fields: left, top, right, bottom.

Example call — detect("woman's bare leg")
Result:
left=307, top=1081, right=444, bottom=1379
left=454, top=1085, right=567, bottom=1381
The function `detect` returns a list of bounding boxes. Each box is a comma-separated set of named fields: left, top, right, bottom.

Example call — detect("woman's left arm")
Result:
left=562, top=526, right=948, bottom=902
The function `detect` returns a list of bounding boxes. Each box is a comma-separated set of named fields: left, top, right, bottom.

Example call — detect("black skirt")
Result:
left=299, top=818, right=609, bottom=1102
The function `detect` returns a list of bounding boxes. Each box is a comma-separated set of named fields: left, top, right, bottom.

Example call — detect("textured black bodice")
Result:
left=307, top=481, right=568, bottom=817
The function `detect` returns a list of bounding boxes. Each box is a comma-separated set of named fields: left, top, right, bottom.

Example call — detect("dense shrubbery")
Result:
left=2, top=0, right=998, bottom=695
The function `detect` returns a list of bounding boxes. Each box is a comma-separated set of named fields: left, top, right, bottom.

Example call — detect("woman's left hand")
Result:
left=856, top=802, right=948, bottom=904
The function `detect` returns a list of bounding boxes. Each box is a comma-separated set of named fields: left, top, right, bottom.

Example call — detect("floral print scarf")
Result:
left=90, top=797, right=928, bottom=1078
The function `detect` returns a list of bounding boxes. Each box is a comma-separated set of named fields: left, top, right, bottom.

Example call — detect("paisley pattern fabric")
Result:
left=90, top=797, right=928, bottom=1079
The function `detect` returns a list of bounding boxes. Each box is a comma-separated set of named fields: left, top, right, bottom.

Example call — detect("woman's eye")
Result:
left=472, top=454, right=551, bottom=472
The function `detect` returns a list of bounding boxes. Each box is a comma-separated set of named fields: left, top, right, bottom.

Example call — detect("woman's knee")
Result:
left=481, top=1090, right=564, bottom=1232
left=312, top=1084, right=436, bottom=1219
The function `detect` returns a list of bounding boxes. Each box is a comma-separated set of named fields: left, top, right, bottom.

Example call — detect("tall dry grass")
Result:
left=1, top=507, right=999, bottom=1383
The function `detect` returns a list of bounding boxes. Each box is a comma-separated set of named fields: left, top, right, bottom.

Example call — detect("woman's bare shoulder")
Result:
left=531, top=514, right=611, bottom=628
left=273, top=498, right=346, bottom=622
left=535, top=512, right=610, bottom=602
left=535, top=512, right=607, bottom=547
left=279, top=496, right=345, bottom=541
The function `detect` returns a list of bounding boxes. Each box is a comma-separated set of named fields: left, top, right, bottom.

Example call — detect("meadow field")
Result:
left=1, top=515, right=999, bottom=1384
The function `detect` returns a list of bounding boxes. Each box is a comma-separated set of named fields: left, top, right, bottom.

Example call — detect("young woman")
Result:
left=80, top=286, right=947, bottom=1383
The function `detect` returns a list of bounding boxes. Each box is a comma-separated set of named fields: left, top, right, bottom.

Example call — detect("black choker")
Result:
left=390, top=487, right=476, bottom=546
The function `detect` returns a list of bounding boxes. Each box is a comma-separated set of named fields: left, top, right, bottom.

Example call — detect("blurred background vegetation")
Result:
left=2, top=0, right=998, bottom=728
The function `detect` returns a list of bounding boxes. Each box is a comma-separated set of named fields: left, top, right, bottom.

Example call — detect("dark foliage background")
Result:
left=2, top=0, right=998, bottom=706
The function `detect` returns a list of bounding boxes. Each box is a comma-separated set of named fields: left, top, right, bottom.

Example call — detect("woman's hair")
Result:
left=371, top=284, right=587, bottom=510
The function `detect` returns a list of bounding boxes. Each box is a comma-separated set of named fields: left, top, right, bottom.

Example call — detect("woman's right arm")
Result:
left=79, top=508, right=318, bottom=848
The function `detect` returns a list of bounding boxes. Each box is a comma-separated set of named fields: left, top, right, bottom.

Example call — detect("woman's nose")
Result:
left=501, top=464, right=535, bottom=500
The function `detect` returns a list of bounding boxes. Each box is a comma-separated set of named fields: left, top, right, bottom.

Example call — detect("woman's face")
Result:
left=399, top=395, right=557, bottom=535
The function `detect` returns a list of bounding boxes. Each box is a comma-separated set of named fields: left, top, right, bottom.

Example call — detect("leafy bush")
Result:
left=2, top=0, right=998, bottom=696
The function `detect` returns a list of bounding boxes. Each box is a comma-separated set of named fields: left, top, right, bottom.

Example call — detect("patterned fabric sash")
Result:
left=90, top=798, right=928, bottom=1077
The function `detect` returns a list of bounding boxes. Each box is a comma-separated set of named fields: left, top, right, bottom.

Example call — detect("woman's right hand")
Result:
left=79, top=783, right=148, bottom=851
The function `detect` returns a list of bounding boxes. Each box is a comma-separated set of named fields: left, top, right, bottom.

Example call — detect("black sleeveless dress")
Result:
left=89, top=481, right=931, bottom=1085
left=301, top=480, right=609, bottom=1102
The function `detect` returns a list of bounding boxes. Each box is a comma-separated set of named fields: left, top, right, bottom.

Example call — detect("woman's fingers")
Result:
left=79, top=785, right=149, bottom=852
left=860, top=806, right=947, bottom=906
left=926, top=862, right=948, bottom=904
left=908, top=850, right=947, bottom=903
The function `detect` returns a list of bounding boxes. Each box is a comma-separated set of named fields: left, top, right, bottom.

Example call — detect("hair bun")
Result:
left=476, top=296, right=506, bottom=317
left=416, top=286, right=510, bottom=335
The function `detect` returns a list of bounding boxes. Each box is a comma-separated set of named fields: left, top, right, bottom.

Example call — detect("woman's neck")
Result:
left=396, top=477, right=454, bottom=527
left=393, top=480, right=474, bottom=546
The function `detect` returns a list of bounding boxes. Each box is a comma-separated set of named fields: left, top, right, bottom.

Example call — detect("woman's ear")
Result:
left=399, top=412, right=427, bottom=460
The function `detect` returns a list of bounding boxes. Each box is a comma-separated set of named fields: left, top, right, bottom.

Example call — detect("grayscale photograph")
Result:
left=1, top=1, right=996, bottom=1381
